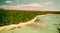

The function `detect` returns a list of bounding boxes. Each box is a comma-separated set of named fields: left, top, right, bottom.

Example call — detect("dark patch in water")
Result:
left=10, top=27, right=16, bottom=30
left=58, top=28, right=60, bottom=33
left=17, top=26, right=21, bottom=28
left=34, top=18, right=40, bottom=22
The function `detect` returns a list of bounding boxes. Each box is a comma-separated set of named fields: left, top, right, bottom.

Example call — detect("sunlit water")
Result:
left=0, top=14, right=60, bottom=33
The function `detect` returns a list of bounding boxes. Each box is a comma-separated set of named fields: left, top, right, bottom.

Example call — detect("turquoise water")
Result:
left=0, top=14, right=60, bottom=33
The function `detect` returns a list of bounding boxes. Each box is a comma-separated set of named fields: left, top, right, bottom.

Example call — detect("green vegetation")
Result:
left=0, top=9, right=60, bottom=26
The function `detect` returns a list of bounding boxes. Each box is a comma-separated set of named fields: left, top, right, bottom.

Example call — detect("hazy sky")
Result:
left=0, top=0, right=60, bottom=11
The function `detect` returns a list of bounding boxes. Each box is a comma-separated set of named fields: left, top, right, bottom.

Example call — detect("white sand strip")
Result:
left=0, top=15, right=38, bottom=31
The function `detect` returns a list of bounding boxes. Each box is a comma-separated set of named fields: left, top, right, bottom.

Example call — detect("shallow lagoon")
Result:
left=0, top=14, right=60, bottom=33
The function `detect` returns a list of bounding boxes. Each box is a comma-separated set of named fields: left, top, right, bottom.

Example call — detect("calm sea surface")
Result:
left=0, top=14, right=60, bottom=33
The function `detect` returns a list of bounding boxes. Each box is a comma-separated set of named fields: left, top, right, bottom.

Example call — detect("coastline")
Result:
left=0, top=15, right=38, bottom=31
left=0, top=14, right=58, bottom=31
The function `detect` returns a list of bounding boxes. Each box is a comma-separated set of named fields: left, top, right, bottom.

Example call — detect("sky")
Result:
left=0, top=0, right=60, bottom=11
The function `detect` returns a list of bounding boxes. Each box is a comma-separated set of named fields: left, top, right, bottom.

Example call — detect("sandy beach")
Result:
left=0, top=14, right=58, bottom=31
left=0, top=15, right=38, bottom=31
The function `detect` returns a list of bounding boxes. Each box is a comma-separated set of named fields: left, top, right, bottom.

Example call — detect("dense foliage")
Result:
left=0, top=9, right=60, bottom=26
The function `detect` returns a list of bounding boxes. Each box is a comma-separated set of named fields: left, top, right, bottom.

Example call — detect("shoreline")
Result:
left=0, top=15, right=38, bottom=31
left=0, top=14, right=58, bottom=31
